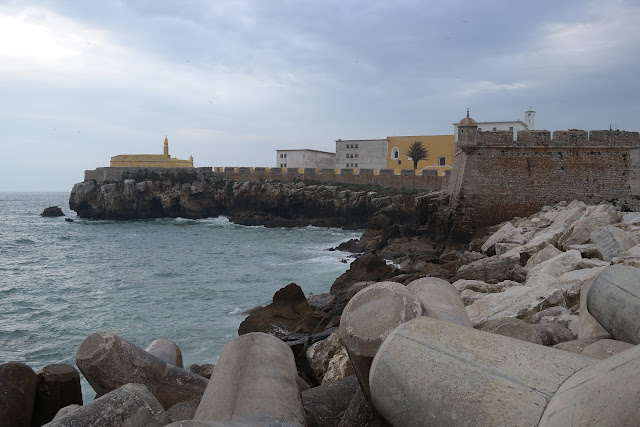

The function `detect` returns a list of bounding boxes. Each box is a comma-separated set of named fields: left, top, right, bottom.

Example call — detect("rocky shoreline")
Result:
left=3, top=196, right=640, bottom=425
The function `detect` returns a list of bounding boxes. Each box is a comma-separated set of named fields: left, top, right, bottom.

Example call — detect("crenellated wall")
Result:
left=84, top=166, right=442, bottom=191
left=446, top=129, right=640, bottom=238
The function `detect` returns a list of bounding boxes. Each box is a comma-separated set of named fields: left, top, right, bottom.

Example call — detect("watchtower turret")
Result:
left=164, top=136, right=169, bottom=156
left=457, top=108, right=478, bottom=149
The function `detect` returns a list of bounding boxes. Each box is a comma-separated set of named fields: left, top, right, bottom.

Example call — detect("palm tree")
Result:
left=404, top=141, right=429, bottom=169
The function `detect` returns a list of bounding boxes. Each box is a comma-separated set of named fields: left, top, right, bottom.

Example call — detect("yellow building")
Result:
left=387, top=135, right=454, bottom=175
left=110, top=136, right=194, bottom=168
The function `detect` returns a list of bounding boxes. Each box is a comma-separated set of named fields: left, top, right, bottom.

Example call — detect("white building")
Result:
left=335, top=139, right=388, bottom=170
left=275, top=149, right=336, bottom=169
left=453, top=109, right=536, bottom=141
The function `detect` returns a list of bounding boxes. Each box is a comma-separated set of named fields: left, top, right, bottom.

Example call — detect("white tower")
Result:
left=525, top=109, right=536, bottom=130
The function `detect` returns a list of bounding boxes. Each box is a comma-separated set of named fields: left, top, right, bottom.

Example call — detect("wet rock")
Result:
left=302, top=375, right=359, bottom=427
left=0, top=362, right=37, bottom=427
left=330, top=251, right=394, bottom=294
left=41, top=206, right=64, bottom=217
left=189, top=364, right=215, bottom=380
left=76, top=331, right=208, bottom=409
left=238, top=283, right=313, bottom=335
left=32, top=364, right=83, bottom=427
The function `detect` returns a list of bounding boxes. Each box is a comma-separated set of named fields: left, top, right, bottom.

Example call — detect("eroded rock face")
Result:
left=330, top=251, right=394, bottom=294
left=238, top=283, right=314, bottom=336
left=41, top=206, right=65, bottom=217
left=70, top=173, right=420, bottom=228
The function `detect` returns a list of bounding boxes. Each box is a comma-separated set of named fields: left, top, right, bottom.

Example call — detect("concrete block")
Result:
left=145, top=338, right=184, bottom=368
left=194, top=332, right=305, bottom=426
left=44, top=383, right=169, bottom=426
left=339, top=281, right=422, bottom=397
left=0, top=362, right=37, bottom=427
left=406, top=276, right=471, bottom=327
left=591, top=225, right=638, bottom=261
left=587, top=264, right=640, bottom=344
left=578, top=274, right=609, bottom=339
left=76, top=331, right=208, bottom=409
left=369, top=317, right=594, bottom=427
left=538, top=344, right=640, bottom=426
left=32, top=364, right=83, bottom=427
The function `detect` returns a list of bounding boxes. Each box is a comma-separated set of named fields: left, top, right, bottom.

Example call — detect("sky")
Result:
left=1, top=0, right=639, bottom=191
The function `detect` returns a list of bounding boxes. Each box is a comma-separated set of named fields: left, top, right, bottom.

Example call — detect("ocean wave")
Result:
left=14, top=238, right=36, bottom=245
left=228, top=307, right=244, bottom=315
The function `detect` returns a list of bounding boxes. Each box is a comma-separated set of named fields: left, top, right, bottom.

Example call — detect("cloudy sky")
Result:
left=1, top=0, right=639, bottom=191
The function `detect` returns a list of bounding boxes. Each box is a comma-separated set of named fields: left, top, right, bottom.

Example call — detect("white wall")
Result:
left=335, top=139, right=388, bottom=170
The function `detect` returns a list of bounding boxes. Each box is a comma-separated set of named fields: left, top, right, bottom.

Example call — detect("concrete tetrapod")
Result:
left=406, top=276, right=472, bottom=327
left=587, top=263, right=640, bottom=344
left=369, top=316, right=595, bottom=426
left=32, top=364, right=83, bottom=426
left=538, top=343, right=640, bottom=426
left=43, top=383, right=169, bottom=426
left=194, top=332, right=305, bottom=426
left=338, top=281, right=423, bottom=398
left=76, top=331, right=208, bottom=409
left=0, top=362, right=37, bottom=427
left=145, top=338, right=184, bottom=368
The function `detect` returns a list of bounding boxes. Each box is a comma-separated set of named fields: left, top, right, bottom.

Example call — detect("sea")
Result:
left=0, top=192, right=362, bottom=403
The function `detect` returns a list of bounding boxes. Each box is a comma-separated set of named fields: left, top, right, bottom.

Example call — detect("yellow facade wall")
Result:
left=386, top=135, right=454, bottom=175
left=110, top=154, right=194, bottom=168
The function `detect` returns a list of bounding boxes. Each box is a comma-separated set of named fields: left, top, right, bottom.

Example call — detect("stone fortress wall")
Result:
left=447, top=129, right=640, bottom=237
left=85, top=166, right=443, bottom=191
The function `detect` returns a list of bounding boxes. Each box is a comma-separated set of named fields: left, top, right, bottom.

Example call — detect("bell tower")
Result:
left=164, top=136, right=169, bottom=156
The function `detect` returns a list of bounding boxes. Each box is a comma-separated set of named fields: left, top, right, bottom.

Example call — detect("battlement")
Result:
left=83, top=166, right=442, bottom=191
left=470, top=130, right=640, bottom=148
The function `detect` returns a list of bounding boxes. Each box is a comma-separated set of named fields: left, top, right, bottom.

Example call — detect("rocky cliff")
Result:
left=69, top=170, right=426, bottom=229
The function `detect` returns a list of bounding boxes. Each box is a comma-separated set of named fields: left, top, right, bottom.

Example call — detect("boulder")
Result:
left=337, top=386, right=389, bottom=427
left=459, top=289, right=486, bottom=306
left=452, top=279, right=521, bottom=294
left=476, top=317, right=543, bottom=345
left=339, top=281, right=422, bottom=397
left=591, top=225, right=639, bottom=261
left=189, top=364, right=215, bottom=380
left=301, top=375, right=359, bottom=427
left=194, top=332, right=305, bottom=426
left=51, top=404, right=81, bottom=421
left=530, top=306, right=579, bottom=338
left=145, top=339, right=184, bottom=368
left=330, top=251, right=394, bottom=294
left=406, top=277, right=471, bottom=327
left=525, top=249, right=583, bottom=280
left=369, top=316, right=594, bottom=427
left=611, top=242, right=640, bottom=267
left=553, top=336, right=608, bottom=356
left=558, top=204, right=618, bottom=248
left=167, top=400, right=200, bottom=423
left=466, top=267, right=605, bottom=325
left=41, top=206, right=64, bottom=217
left=524, top=244, right=562, bottom=270
left=531, top=322, right=575, bottom=346
left=565, top=243, right=600, bottom=259
left=580, top=339, right=635, bottom=360
left=587, top=264, right=640, bottom=344
left=0, top=362, right=37, bottom=427
left=76, top=331, right=208, bottom=409
left=44, top=383, right=169, bottom=426
left=32, top=364, right=83, bottom=427
left=238, top=283, right=313, bottom=335
left=453, top=255, right=519, bottom=284
left=306, top=331, right=354, bottom=384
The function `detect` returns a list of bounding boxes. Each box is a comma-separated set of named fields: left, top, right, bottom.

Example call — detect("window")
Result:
left=461, top=129, right=464, bottom=133
left=509, top=126, right=513, bottom=131
left=346, top=154, right=349, bottom=158
left=280, top=154, right=283, bottom=158
left=391, top=147, right=399, bottom=159
left=350, top=154, right=354, bottom=158
left=284, top=153, right=287, bottom=158
left=398, top=160, right=401, bottom=165
left=478, top=127, right=482, bottom=131
left=439, top=157, right=446, bottom=166
left=355, top=163, right=358, bottom=167
left=355, top=144, right=358, bottom=148
left=493, top=127, right=497, bottom=131
left=355, top=154, right=358, bottom=158
left=350, top=144, right=354, bottom=148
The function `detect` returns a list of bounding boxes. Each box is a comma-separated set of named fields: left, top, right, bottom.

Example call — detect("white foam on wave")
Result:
left=228, top=307, right=244, bottom=315
left=198, top=216, right=232, bottom=225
